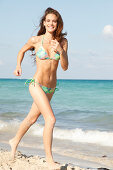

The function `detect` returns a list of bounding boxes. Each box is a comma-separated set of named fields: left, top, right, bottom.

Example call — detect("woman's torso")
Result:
left=33, top=35, right=60, bottom=88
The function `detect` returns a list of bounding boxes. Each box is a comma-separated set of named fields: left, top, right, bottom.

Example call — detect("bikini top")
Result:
left=36, top=35, right=60, bottom=61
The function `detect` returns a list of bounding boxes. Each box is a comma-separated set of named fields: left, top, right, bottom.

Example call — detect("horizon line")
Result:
left=0, top=78, right=113, bottom=81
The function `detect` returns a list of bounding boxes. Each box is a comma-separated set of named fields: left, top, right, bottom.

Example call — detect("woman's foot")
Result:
left=47, top=162, right=61, bottom=170
left=9, top=138, right=18, bottom=160
left=46, top=159, right=61, bottom=170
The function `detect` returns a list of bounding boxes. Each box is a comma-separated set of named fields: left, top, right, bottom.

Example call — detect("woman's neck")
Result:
left=44, top=32, right=54, bottom=41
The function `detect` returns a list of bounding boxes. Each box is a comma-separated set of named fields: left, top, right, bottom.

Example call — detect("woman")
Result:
left=9, top=7, right=68, bottom=169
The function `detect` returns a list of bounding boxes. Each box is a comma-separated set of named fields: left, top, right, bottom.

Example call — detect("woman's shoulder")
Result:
left=28, top=35, right=43, bottom=44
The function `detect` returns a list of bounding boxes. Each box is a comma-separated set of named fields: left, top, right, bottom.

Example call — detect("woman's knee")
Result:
left=26, top=114, right=40, bottom=125
left=45, top=116, right=56, bottom=127
left=30, top=116, right=38, bottom=125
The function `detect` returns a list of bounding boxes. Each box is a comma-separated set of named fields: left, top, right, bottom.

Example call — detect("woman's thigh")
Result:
left=25, top=86, right=54, bottom=121
left=28, top=84, right=55, bottom=121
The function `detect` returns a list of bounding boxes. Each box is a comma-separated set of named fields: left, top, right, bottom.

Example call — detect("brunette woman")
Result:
left=9, top=7, right=68, bottom=169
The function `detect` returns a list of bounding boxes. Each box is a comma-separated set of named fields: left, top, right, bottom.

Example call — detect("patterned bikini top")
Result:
left=36, top=35, right=60, bottom=61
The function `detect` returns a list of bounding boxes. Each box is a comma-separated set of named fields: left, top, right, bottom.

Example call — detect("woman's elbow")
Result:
left=62, top=64, right=68, bottom=71
left=18, top=50, right=24, bottom=55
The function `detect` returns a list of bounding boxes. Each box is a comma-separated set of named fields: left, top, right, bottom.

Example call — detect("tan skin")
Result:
left=9, top=13, right=68, bottom=169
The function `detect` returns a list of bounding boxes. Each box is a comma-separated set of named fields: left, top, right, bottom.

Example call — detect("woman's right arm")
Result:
left=14, top=36, right=36, bottom=76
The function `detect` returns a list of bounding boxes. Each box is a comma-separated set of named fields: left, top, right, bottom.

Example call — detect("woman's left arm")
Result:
left=51, top=38, right=68, bottom=71
left=59, top=38, right=68, bottom=71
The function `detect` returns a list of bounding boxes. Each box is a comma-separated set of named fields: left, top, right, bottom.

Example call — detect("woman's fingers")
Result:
left=51, top=46, right=57, bottom=53
left=51, top=40, right=57, bottom=52
left=13, top=68, right=22, bottom=76
left=51, top=40, right=61, bottom=53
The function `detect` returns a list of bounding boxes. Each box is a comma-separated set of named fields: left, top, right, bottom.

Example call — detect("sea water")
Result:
left=0, top=79, right=113, bottom=147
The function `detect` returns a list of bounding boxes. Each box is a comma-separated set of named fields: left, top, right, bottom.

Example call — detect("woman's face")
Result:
left=44, top=14, right=58, bottom=33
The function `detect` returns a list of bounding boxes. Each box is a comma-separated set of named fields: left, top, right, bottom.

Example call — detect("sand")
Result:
left=0, top=140, right=113, bottom=170
left=0, top=135, right=113, bottom=170
left=0, top=149, right=92, bottom=170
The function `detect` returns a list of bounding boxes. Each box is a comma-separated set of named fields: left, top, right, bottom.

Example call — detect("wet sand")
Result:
left=0, top=139, right=113, bottom=170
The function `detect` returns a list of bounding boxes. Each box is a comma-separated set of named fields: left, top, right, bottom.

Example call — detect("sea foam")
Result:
left=33, top=125, right=113, bottom=147
left=1, top=120, right=113, bottom=147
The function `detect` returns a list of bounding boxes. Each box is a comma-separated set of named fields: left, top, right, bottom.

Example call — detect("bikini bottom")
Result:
left=25, top=79, right=58, bottom=94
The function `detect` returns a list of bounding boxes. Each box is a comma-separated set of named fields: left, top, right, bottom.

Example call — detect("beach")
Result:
left=0, top=79, right=113, bottom=169
left=0, top=130, right=113, bottom=169
left=0, top=139, right=113, bottom=170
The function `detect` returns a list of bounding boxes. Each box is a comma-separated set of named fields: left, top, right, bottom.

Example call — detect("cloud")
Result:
left=103, top=25, right=113, bottom=39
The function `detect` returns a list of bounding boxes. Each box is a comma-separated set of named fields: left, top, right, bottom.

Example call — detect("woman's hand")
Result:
left=14, top=66, right=22, bottom=76
left=50, top=40, right=63, bottom=54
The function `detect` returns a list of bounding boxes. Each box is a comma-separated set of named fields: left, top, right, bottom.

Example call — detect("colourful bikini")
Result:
left=36, top=35, right=60, bottom=61
left=25, top=35, right=60, bottom=94
left=25, top=79, right=58, bottom=94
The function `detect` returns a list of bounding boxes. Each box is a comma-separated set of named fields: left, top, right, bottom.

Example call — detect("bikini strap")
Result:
left=42, top=35, right=44, bottom=45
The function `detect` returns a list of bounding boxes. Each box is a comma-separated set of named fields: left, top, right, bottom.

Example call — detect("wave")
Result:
left=1, top=120, right=113, bottom=147
left=56, top=108, right=113, bottom=116
left=0, top=112, right=25, bottom=118
left=52, top=127, right=113, bottom=147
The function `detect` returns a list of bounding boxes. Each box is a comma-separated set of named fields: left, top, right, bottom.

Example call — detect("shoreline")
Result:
left=0, top=140, right=113, bottom=170
left=0, top=149, right=107, bottom=170
left=0, top=149, right=91, bottom=170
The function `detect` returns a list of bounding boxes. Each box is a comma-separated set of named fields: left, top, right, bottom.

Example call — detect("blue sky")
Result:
left=0, top=0, right=113, bottom=79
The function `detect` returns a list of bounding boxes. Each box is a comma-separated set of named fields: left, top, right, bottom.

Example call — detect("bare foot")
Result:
left=46, top=161, right=61, bottom=170
left=9, top=138, right=17, bottom=160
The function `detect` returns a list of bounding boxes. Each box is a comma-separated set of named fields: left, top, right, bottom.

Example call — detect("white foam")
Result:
left=53, top=127, right=113, bottom=146
left=0, top=120, right=20, bottom=131
left=33, top=125, right=113, bottom=147
left=30, top=124, right=44, bottom=136
left=1, top=120, right=113, bottom=147
left=0, top=121, right=7, bottom=129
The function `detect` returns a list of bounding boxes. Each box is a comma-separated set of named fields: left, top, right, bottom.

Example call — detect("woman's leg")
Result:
left=9, top=91, right=53, bottom=159
left=29, top=84, right=60, bottom=169
left=9, top=102, right=40, bottom=158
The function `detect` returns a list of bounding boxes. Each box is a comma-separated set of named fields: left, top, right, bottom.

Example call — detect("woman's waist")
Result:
left=33, top=73, right=57, bottom=88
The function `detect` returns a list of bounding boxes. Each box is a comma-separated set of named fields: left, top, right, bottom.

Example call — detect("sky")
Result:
left=0, top=0, right=113, bottom=80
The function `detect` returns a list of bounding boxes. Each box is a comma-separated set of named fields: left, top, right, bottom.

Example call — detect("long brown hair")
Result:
left=37, top=7, right=67, bottom=42
left=30, top=8, right=67, bottom=60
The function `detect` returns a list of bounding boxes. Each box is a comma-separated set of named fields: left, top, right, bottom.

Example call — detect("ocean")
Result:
left=0, top=78, right=113, bottom=148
